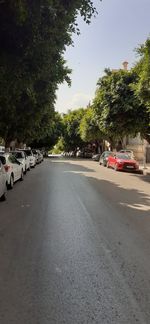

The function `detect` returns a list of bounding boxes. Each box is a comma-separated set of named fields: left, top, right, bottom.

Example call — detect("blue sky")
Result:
left=55, top=0, right=150, bottom=113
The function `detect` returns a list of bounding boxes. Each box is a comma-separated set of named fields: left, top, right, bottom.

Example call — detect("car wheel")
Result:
left=8, top=174, right=14, bottom=189
left=0, top=186, right=7, bottom=201
left=114, top=164, right=118, bottom=171
left=20, top=169, right=24, bottom=181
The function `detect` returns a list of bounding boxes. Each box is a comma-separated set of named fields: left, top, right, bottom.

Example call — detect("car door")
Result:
left=14, top=156, right=21, bottom=180
left=9, top=155, right=19, bottom=181
left=109, top=154, right=115, bottom=167
left=100, top=153, right=104, bottom=164
left=112, top=154, right=117, bottom=168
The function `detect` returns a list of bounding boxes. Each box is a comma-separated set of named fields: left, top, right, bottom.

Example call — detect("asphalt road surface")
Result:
left=0, top=158, right=150, bottom=324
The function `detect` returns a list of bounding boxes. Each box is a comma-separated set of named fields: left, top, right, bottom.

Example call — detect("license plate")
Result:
left=126, top=165, right=134, bottom=169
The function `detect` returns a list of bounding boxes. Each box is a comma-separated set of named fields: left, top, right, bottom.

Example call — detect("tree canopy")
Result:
left=79, top=106, right=103, bottom=142
left=93, top=68, right=148, bottom=145
left=62, top=108, right=85, bottom=151
left=133, top=38, right=150, bottom=143
left=0, top=0, right=99, bottom=146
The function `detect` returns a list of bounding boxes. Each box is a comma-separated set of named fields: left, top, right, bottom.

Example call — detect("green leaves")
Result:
left=93, top=68, right=147, bottom=143
left=133, top=38, right=150, bottom=142
left=0, top=0, right=98, bottom=146
left=79, top=107, right=102, bottom=142
left=62, top=108, right=85, bottom=151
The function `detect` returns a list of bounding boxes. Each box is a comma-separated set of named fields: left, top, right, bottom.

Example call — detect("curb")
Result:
left=139, top=168, right=150, bottom=176
left=142, top=169, right=150, bottom=176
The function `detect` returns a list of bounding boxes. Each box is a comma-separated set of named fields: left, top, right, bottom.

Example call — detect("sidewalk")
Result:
left=139, top=163, right=150, bottom=175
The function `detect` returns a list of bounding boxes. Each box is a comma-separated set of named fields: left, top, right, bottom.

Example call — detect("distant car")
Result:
left=32, top=149, right=39, bottom=164
left=92, top=153, right=101, bottom=161
left=20, top=149, right=36, bottom=168
left=107, top=153, right=139, bottom=172
left=76, top=150, right=84, bottom=157
left=69, top=151, right=75, bottom=157
left=36, top=150, right=43, bottom=163
left=119, top=149, right=135, bottom=159
left=11, top=151, right=30, bottom=174
left=0, top=158, right=7, bottom=201
left=48, top=153, right=62, bottom=158
left=0, top=146, right=5, bottom=154
left=99, top=151, right=113, bottom=166
left=1, top=153, right=24, bottom=189
left=84, top=151, right=93, bottom=158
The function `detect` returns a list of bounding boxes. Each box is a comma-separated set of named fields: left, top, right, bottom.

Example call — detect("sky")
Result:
left=55, top=0, right=150, bottom=114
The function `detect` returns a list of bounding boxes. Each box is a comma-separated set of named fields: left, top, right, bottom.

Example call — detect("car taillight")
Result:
left=4, top=165, right=10, bottom=172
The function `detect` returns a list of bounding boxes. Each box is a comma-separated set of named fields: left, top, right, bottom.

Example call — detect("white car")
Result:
left=21, top=149, right=36, bottom=168
left=32, top=149, right=39, bottom=164
left=0, top=158, right=7, bottom=201
left=2, top=153, right=24, bottom=189
left=12, top=151, right=30, bottom=173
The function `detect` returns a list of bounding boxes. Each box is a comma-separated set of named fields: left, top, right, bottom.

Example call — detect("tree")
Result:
left=62, top=108, right=85, bottom=151
left=133, top=38, right=150, bottom=143
left=29, top=112, right=64, bottom=149
left=0, top=0, right=99, bottom=146
left=93, top=68, right=146, bottom=146
left=79, top=106, right=103, bottom=142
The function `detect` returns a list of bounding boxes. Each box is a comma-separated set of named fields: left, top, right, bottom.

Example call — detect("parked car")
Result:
left=32, top=149, right=39, bottom=164
left=92, top=153, right=101, bottom=161
left=36, top=150, right=43, bottom=163
left=11, top=151, right=30, bottom=173
left=0, top=158, right=7, bottom=201
left=0, top=153, right=24, bottom=189
left=107, top=153, right=139, bottom=172
left=20, top=149, right=36, bottom=168
left=76, top=150, right=84, bottom=158
left=0, top=146, right=5, bottom=154
left=99, top=151, right=113, bottom=166
left=84, top=151, right=93, bottom=158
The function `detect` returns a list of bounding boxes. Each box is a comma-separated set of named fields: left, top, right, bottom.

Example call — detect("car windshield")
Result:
left=13, top=152, right=23, bottom=159
left=104, top=152, right=112, bottom=157
left=116, top=154, right=132, bottom=160
left=24, top=150, right=31, bottom=156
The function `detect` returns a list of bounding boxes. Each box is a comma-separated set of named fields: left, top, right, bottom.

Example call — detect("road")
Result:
left=0, top=158, right=150, bottom=324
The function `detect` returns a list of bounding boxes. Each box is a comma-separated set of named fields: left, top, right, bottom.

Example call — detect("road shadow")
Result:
left=56, top=159, right=150, bottom=220
left=129, top=173, right=150, bottom=184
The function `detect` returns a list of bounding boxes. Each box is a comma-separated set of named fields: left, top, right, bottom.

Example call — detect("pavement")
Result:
left=0, top=158, right=150, bottom=324
left=139, top=163, right=150, bottom=175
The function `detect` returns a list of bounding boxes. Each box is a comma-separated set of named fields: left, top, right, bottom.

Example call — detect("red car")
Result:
left=107, top=153, right=139, bottom=172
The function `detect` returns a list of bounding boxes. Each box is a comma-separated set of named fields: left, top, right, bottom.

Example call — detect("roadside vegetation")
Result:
left=0, top=1, right=149, bottom=153
left=52, top=38, right=150, bottom=153
left=0, top=0, right=98, bottom=148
